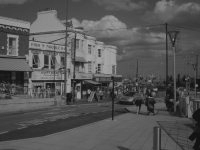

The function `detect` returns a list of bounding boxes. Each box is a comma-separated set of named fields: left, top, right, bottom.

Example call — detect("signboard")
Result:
left=76, top=72, right=93, bottom=80
left=30, top=41, right=65, bottom=52
left=32, top=70, right=62, bottom=80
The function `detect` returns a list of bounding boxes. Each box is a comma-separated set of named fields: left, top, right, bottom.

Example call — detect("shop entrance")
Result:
left=45, top=83, right=55, bottom=97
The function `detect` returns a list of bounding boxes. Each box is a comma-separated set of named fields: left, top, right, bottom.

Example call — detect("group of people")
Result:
left=135, top=87, right=156, bottom=115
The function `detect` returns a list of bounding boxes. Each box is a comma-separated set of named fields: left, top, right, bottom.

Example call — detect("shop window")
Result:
left=76, top=39, right=80, bottom=49
left=88, top=61, right=92, bottom=73
left=7, top=34, right=19, bottom=56
left=44, top=55, right=49, bottom=69
left=98, top=49, right=101, bottom=57
left=32, top=54, right=39, bottom=68
left=97, top=64, right=101, bottom=74
left=88, top=45, right=92, bottom=54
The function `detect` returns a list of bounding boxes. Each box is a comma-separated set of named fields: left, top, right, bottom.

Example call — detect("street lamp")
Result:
left=168, top=30, right=179, bottom=112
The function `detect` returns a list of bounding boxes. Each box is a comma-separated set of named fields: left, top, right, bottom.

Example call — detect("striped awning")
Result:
left=84, top=80, right=101, bottom=85
left=0, top=56, right=32, bottom=72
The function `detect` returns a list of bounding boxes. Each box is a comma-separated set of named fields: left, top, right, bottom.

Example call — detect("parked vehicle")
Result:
left=118, top=93, right=144, bottom=105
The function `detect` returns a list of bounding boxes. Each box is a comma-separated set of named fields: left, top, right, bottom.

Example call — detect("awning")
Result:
left=84, top=80, right=101, bottom=85
left=0, top=56, right=32, bottom=72
left=75, top=57, right=87, bottom=63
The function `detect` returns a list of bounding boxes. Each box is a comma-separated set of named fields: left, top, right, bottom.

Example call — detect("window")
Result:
left=112, top=65, right=116, bottom=74
left=61, top=57, right=65, bottom=68
left=7, top=34, right=18, bottom=56
left=44, top=55, right=49, bottom=69
left=76, top=39, right=79, bottom=49
left=88, top=45, right=92, bottom=54
left=88, top=61, right=92, bottom=73
left=51, top=56, right=55, bottom=69
left=32, top=54, right=39, bottom=68
left=98, top=49, right=101, bottom=57
left=97, top=64, right=101, bottom=74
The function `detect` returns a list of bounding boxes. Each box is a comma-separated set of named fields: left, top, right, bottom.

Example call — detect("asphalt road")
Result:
left=0, top=102, right=130, bottom=141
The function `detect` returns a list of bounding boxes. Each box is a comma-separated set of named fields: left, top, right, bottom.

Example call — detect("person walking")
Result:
left=145, top=88, right=156, bottom=115
left=135, top=94, right=144, bottom=115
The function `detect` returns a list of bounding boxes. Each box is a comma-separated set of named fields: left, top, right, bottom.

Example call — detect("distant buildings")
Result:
left=0, top=9, right=122, bottom=99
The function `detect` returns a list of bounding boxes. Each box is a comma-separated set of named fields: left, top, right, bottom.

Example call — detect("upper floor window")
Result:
left=60, top=56, right=65, bottom=68
left=32, top=54, right=39, bottom=68
left=88, top=61, right=92, bottom=73
left=51, top=56, right=56, bottom=69
left=97, top=64, right=101, bottom=74
left=44, top=55, right=49, bottom=69
left=112, top=65, right=116, bottom=74
left=76, top=39, right=80, bottom=49
left=98, top=49, right=101, bottom=57
left=88, top=45, right=92, bottom=54
left=7, top=34, right=19, bottom=56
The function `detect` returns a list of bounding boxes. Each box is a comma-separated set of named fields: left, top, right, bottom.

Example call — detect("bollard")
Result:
left=153, top=126, right=161, bottom=150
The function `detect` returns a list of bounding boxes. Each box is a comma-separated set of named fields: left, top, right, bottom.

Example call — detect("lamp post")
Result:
left=168, top=30, right=179, bottom=112
left=111, top=76, right=115, bottom=120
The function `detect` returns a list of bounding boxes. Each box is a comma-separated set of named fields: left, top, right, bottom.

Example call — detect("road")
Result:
left=0, top=102, right=129, bottom=141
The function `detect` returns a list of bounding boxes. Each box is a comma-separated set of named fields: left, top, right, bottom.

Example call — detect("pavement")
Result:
left=0, top=102, right=195, bottom=150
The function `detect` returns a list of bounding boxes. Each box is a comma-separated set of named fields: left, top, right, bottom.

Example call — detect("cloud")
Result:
left=153, top=0, right=200, bottom=21
left=0, top=0, right=30, bottom=4
left=72, top=15, right=165, bottom=61
left=72, top=0, right=146, bottom=11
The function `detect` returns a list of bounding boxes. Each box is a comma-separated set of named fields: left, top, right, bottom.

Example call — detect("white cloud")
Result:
left=72, top=15, right=165, bottom=58
left=154, top=0, right=200, bottom=21
left=0, top=0, right=29, bottom=4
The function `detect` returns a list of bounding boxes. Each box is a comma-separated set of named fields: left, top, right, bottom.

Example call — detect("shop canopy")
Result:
left=75, top=57, right=87, bottom=63
left=84, top=80, right=101, bottom=85
left=0, top=56, right=32, bottom=72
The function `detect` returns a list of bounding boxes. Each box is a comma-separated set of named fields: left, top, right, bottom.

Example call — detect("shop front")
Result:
left=0, top=56, right=32, bottom=95
left=31, top=70, right=66, bottom=98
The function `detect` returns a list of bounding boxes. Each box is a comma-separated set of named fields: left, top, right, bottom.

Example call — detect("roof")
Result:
left=84, top=80, right=101, bottom=85
left=0, top=56, right=32, bottom=72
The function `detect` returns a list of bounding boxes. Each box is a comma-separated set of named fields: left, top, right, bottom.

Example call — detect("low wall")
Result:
left=0, top=97, right=63, bottom=114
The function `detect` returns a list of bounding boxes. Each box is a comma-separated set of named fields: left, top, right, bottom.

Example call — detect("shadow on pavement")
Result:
left=158, top=120, right=194, bottom=150
left=117, top=146, right=130, bottom=150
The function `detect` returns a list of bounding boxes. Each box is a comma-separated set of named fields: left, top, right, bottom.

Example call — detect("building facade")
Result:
left=0, top=16, right=32, bottom=95
left=29, top=9, right=121, bottom=99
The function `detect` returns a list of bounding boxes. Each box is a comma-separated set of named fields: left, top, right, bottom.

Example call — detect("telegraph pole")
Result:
left=64, top=0, right=68, bottom=103
left=165, top=23, right=168, bottom=88
left=72, top=32, right=77, bottom=103
left=136, top=59, right=138, bottom=79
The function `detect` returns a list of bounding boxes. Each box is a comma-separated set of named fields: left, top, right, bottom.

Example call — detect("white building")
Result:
left=29, top=9, right=121, bottom=99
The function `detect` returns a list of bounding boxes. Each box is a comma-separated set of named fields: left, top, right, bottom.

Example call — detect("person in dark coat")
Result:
left=189, top=109, right=200, bottom=150
left=145, top=88, right=156, bottom=115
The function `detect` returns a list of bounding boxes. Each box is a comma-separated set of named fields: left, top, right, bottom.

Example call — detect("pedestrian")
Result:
left=135, top=94, right=143, bottom=115
left=145, top=88, right=156, bottom=115
left=189, top=109, right=200, bottom=150
left=99, top=89, right=103, bottom=100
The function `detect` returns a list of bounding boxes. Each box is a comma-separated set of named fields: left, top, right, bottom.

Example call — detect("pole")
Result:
left=153, top=126, right=161, bottom=150
left=165, top=23, right=168, bottom=88
left=54, top=44, right=57, bottom=105
left=73, top=32, right=77, bottom=103
left=173, top=46, right=176, bottom=112
left=112, top=76, right=115, bottom=120
left=196, top=55, right=198, bottom=97
left=136, top=59, right=138, bottom=79
left=64, top=0, right=68, bottom=103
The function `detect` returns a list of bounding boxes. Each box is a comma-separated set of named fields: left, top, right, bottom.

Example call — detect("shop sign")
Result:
left=32, top=71, right=63, bottom=80
left=76, top=73, right=93, bottom=80
left=30, top=41, right=65, bottom=52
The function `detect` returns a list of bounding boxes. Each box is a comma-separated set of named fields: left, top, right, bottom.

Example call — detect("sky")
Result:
left=1, top=0, right=200, bottom=79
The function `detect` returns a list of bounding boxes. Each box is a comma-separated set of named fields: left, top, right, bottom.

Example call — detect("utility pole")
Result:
left=136, top=59, right=138, bottom=79
left=72, top=32, right=77, bottom=103
left=165, top=23, right=168, bottom=88
left=64, top=0, right=68, bottom=103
